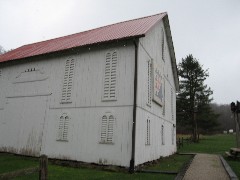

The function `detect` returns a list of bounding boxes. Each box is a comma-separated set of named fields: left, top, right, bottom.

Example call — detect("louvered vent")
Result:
left=162, top=29, right=165, bottom=61
left=171, top=89, right=174, bottom=121
left=146, top=119, right=151, bottom=145
left=57, top=114, right=70, bottom=141
left=107, top=115, right=114, bottom=143
left=147, top=60, right=152, bottom=106
left=100, top=115, right=107, bottom=142
left=172, top=125, right=175, bottom=145
left=61, top=58, right=75, bottom=103
left=102, top=51, right=117, bottom=101
left=161, top=125, right=165, bottom=145
left=162, top=78, right=166, bottom=115
left=100, top=113, right=115, bottom=144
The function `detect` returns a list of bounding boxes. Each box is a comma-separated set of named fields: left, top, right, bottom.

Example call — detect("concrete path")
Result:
left=183, top=154, right=230, bottom=180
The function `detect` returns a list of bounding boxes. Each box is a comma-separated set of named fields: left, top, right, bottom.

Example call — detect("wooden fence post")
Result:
left=39, top=154, right=48, bottom=180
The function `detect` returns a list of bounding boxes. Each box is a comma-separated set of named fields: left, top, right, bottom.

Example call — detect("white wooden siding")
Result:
left=0, top=43, right=135, bottom=167
left=135, top=20, right=176, bottom=165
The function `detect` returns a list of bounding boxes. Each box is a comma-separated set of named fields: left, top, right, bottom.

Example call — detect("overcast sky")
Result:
left=0, top=0, right=239, bottom=104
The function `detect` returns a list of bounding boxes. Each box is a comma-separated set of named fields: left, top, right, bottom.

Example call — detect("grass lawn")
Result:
left=1, top=134, right=239, bottom=179
left=0, top=153, right=184, bottom=180
left=177, top=134, right=240, bottom=178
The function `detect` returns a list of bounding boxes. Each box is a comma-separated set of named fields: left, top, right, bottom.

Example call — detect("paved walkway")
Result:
left=183, top=154, right=230, bottom=180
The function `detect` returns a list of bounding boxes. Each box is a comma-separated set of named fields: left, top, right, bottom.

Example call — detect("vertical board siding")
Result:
left=135, top=20, right=176, bottom=165
left=0, top=43, right=135, bottom=167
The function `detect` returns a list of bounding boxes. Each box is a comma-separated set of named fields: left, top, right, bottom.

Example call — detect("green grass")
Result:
left=2, top=134, right=239, bottom=179
left=0, top=153, right=182, bottom=180
left=178, top=134, right=235, bottom=154
left=177, top=134, right=240, bottom=177
left=146, top=154, right=192, bottom=172
left=0, top=154, right=38, bottom=174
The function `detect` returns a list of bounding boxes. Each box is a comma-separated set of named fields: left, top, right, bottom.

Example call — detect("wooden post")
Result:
left=39, top=155, right=48, bottom=180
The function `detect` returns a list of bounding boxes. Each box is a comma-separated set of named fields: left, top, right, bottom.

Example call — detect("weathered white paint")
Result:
left=0, top=43, right=135, bottom=167
left=135, top=20, right=176, bottom=166
left=0, top=18, right=177, bottom=168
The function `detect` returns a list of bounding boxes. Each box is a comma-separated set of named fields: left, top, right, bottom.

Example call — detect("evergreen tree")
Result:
left=177, top=54, right=219, bottom=142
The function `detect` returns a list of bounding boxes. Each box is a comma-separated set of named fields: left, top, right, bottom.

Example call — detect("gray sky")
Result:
left=0, top=0, right=239, bottom=104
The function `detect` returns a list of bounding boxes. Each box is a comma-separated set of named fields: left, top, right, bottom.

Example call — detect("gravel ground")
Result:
left=183, top=154, right=230, bottom=180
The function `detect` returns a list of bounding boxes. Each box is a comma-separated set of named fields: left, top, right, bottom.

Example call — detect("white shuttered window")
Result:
left=161, top=125, right=165, bottom=145
left=100, top=113, right=115, bottom=144
left=102, top=51, right=118, bottom=101
left=61, top=58, right=75, bottom=103
left=162, top=29, right=165, bottom=61
left=57, top=113, right=70, bottom=141
left=171, top=89, right=174, bottom=121
left=146, top=119, right=150, bottom=145
left=162, top=78, right=166, bottom=115
left=147, top=60, right=152, bottom=106
left=172, top=125, right=175, bottom=145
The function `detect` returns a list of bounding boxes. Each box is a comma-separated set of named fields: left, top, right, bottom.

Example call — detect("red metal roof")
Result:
left=0, top=13, right=166, bottom=63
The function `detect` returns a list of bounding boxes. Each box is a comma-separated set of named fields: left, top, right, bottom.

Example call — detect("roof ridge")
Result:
left=20, top=12, right=167, bottom=48
left=0, top=12, right=168, bottom=63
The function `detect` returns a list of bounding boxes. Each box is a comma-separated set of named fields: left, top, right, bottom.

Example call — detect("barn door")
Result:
left=3, top=95, right=49, bottom=156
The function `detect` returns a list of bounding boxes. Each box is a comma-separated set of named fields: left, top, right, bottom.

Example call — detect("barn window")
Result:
left=162, top=29, right=165, bottom=61
left=146, top=119, right=150, bottom=145
left=57, top=113, right=70, bottom=141
left=61, top=58, right=75, bottom=103
left=161, top=125, right=165, bottom=145
left=147, top=60, right=152, bottom=106
left=100, top=113, right=115, bottom=144
left=171, top=89, right=174, bottom=121
left=102, top=51, right=118, bottom=101
left=162, top=78, right=166, bottom=115
left=172, top=124, right=176, bottom=145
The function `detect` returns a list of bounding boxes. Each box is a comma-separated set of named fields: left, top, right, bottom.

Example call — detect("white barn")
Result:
left=0, top=12, right=179, bottom=169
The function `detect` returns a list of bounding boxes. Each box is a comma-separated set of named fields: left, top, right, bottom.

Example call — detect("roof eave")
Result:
left=0, top=34, right=145, bottom=63
left=163, top=15, right=179, bottom=91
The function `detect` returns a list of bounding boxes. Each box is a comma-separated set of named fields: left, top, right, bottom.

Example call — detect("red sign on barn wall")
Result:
left=153, top=61, right=164, bottom=106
